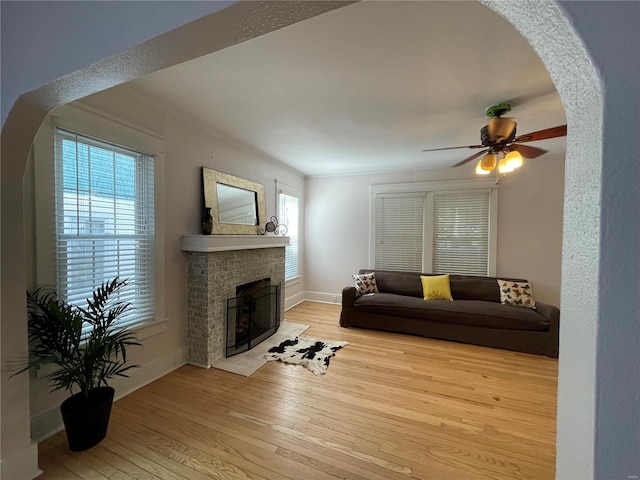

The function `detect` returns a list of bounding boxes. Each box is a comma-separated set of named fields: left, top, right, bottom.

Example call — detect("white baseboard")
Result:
left=187, top=361, right=210, bottom=369
left=31, top=407, right=63, bottom=444
left=30, top=347, right=187, bottom=443
left=284, top=291, right=306, bottom=311
left=303, top=291, right=342, bottom=305
left=0, top=443, right=41, bottom=480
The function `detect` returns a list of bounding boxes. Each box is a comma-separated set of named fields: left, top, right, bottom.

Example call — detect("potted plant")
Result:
left=13, top=277, right=140, bottom=451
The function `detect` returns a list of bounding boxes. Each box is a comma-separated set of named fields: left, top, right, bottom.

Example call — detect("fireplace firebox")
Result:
left=226, top=278, right=280, bottom=357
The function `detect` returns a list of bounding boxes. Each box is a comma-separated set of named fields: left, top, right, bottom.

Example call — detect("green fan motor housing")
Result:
left=485, top=103, right=511, bottom=118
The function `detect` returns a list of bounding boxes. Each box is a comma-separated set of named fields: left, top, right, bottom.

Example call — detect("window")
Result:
left=277, top=182, right=300, bottom=280
left=371, top=180, right=497, bottom=276
left=374, top=193, right=425, bottom=272
left=54, top=128, right=156, bottom=327
left=432, top=191, right=491, bottom=276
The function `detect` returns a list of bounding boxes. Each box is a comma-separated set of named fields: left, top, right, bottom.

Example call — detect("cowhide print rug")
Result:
left=265, top=336, right=348, bottom=375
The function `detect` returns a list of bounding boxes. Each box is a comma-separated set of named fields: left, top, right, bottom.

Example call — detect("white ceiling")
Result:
left=127, top=1, right=566, bottom=177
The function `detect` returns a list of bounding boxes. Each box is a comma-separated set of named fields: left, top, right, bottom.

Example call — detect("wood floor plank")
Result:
left=98, top=437, right=188, bottom=480
left=119, top=385, right=413, bottom=480
left=113, top=400, right=306, bottom=480
left=36, top=301, right=557, bottom=479
left=38, top=441, right=84, bottom=480
left=46, top=435, right=130, bottom=480
left=39, top=438, right=115, bottom=480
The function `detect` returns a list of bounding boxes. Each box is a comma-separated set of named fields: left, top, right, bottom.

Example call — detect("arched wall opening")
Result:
left=4, top=1, right=637, bottom=479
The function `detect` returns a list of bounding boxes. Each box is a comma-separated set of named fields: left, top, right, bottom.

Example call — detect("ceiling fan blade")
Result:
left=451, top=149, right=488, bottom=168
left=423, top=144, right=485, bottom=153
left=510, top=143, right=548, bottom=158
left=514, top=125, right=567, bottom=143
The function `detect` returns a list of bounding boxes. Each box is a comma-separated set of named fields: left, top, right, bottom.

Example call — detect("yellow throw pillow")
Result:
left=420, top=275, right=453, bottom=301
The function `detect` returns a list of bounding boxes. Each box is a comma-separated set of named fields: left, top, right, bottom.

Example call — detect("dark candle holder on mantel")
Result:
left=259, top=216, right=287, bottom=236
left=202, top=207, right=213, bottom=235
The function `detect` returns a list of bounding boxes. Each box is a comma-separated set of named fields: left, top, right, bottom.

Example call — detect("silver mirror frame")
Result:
left=202, top=167, right=266, bottom=234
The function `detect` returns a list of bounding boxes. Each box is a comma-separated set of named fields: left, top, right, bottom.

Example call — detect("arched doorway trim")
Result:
left=1, top=2, right=604, bottom=478
left=480, top=2, right=603, bottom=478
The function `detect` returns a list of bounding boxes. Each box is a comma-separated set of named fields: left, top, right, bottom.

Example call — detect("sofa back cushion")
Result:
left=450, top=276, right=500, bottom=302
left=363, top=270, right=423, bottom=298
left=359, top=269, right=528, bottom=303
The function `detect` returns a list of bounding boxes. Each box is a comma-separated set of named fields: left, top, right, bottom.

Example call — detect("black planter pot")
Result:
left=60, top=386, right=115, bottom=451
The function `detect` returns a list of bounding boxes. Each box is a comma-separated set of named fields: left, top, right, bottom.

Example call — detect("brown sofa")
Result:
left=340, top=269, right=559, bottom=358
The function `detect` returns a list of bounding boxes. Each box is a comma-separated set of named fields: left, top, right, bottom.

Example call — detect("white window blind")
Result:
left=54, top=128, right=155, bottom=327
left=432, top=191, right=490, bottom=276
left=278, top=188, right=299, bottom=280
left=374, top=193, right=425, bottom=272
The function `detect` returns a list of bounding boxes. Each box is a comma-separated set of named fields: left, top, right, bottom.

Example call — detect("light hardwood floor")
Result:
left=37, top=301, right=558, bottom=479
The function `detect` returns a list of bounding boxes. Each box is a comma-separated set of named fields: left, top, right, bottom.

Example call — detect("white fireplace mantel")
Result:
left=182, top=234, right=289, bottom=252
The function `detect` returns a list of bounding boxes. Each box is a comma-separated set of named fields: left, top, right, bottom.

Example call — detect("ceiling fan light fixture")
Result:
left=480, top=152, right=497, bottom=171
left=498, top=156, right=514, bottom=174
left=475, top=159, right=491, bottom=175
left=505, top=150, right=523, bottom=170
left=488, top=117, right=517, bottom=142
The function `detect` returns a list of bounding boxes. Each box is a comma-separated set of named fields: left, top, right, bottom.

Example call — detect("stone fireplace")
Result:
left=183, top=235, right=288, bottom=367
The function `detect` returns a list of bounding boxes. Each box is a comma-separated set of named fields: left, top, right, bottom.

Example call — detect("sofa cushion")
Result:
left=497, top=280, right=537, bottom=309
left=353, top=272, right=379, bottom=296
left=353, top=293, right=549, bottom=331
left=449, top=276, right=502, bottom=302
left=420, top=275, right=453, bottom=301
left=372, top=271, right=423, bottom=298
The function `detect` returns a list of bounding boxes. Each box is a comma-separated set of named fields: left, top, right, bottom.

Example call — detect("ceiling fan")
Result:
left=423, top=103, right=567, bottom=175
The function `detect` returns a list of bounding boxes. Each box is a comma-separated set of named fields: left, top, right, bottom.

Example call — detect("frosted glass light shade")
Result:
left=498, top=157, right=514, bottom=173
left=476, top=159, right=491, bottom=174
left=480, top=153, right=497, bottom=171
left=505, top=150, right=523, bottom=170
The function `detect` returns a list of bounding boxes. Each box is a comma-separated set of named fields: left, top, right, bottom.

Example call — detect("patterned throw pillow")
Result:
left=497, top=280, right=537, bottom=309
left=353, top=272, right=379, bottom=297
left=420, top=274, right=453, bottom=301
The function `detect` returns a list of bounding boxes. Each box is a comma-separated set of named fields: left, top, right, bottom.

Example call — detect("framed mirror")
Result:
left=202, top=167, right=267, bottom=234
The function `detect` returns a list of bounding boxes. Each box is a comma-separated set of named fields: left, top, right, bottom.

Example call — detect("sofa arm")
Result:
left=536, top=302, right=560, bottom=358
left=340, top=286, right=357, bottom=328
left=341, top=286, right=357, bottom=308
left=536, top=302, right=560, bottom=324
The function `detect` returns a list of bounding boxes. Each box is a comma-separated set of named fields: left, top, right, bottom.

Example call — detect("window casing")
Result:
left=370, top=180, right=498, bottom=276
left=277, top=182, right=301, bottom=281
left=53, top=128, right=156, bottom=328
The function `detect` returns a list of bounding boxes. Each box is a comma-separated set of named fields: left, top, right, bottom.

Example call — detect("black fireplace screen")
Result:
left=226, top=279, right=281, bottom=357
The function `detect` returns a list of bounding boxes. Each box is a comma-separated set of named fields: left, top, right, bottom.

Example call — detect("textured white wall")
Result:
left=556, top=2, right=640, bottom=478
left=305, top=154, right=565, bottom=306
left=0, top=1, right=236, bottom=126
left=2, top=1, right=639, bottom=479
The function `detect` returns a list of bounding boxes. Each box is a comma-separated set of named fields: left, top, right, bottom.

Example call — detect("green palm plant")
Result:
left=15, top=277, right=140, bottom=400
